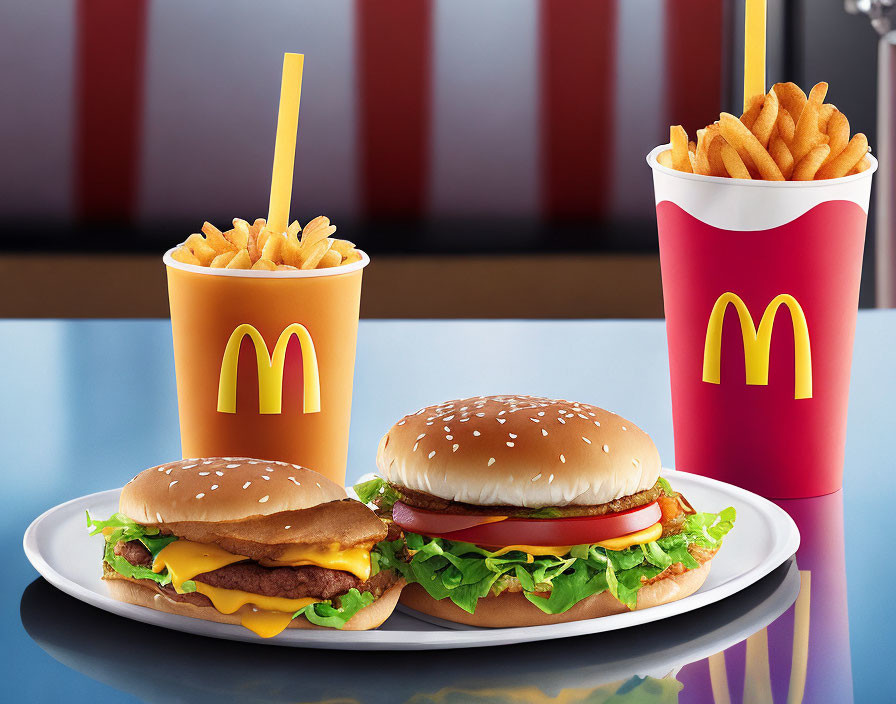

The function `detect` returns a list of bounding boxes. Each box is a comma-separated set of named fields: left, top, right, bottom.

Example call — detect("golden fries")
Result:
left=172, top=216, right=361, bottom=270
left=660, top=82, right=871, bottom=182
left=773, top=83, right=807, bottom=123
left=741, top=94, right=764, bottom=129
left=791, top=100, right=825, bottom=164
left=706, top=134, right=727, bottom=177
left=769, top=136, right=794, bottom=180
left=816, top=133, right=869, bottom=180
left=226, top=249, right=252, bottom=269
left=720, top=142, right=751, bottom=179
left=261, top=231, right=286, bottom=262
left=807, top=82, right=828, bottom=108
left=718, top=113, right=784, bottom=180
left=201, top=222, right=236, bottom=253
left=227, top=220, right=250, bottom=250
left=824, top=110, right=850, bottom=165
left=852, top=156, right=872, bottom=174
left=817, top=104, right=836, bottom=134
left=777, top=108, right=795, bottom=149
left=318, top=250, right=342, bottom=268
left=670, top=126, right=693, bottom=173
left=751, top=91, right=778, bottom=148
left=171, top=246, right=201, bottom=265
left=300, top=239, right=330, bottom=270
left=301, top=216, right=336, bottom=250
left=210, top=251, right=237, bottom=268
left=793, top=144, right=830, bottom=181
left=184, top=233, right=216, bottom=265
left=329, top=238, right=357, bottom=258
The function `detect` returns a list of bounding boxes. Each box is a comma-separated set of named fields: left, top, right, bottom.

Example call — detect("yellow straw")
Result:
left=743, top=0, right=766, bottom=110
left=267, top=53, right=304, bottom=234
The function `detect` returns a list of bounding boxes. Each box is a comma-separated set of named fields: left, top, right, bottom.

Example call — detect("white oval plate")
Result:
left=23, top=470, right=798, bottom=650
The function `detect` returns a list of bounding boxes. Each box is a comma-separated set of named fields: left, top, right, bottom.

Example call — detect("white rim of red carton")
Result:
left=647, top=144, right=878, bottom=231
left=163, top=247, right=370, bottom=278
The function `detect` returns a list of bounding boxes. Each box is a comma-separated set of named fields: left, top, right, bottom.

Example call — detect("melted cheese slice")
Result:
left=193, top=582, right=319, bottom=638
left=486, top=522, right=664, bottom=559
left=267, top=542, right=371, bottom=581
left=596, top=522, right=663, bottom=551
left=241, top=610, right=301, bottom=639
left=488, top=544, right=573, bottom=559
left=152, top=540, right=248, bottom=591
left=152, top=540, right=321, bottom=638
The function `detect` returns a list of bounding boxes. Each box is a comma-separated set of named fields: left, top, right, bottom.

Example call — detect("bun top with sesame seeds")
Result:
left=119, top=457, right=347, bottom=525
left=376, top=396, right=661, bottom=508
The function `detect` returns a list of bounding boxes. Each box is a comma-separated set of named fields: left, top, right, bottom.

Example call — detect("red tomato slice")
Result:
left=395, top=500, right=662, bottom=547
left=392, top=501, right=511, bottom=534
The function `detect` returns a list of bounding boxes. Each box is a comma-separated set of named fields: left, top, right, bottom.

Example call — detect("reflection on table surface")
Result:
left=22, top=559, right=799, bottom=704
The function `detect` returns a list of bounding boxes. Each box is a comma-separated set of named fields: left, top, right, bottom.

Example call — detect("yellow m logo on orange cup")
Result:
left=217, top=323, right=321, bottom=415
left=702, top=292, right=812, bottom=400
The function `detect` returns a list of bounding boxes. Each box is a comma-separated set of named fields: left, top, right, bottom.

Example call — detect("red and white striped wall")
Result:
left=1, top=0, right=725, bottom=230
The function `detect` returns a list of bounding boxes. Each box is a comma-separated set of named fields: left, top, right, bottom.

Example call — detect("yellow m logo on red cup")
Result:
left=702, top=292, right=812, bottom=400
left=216, top=323, right=321, bottom=415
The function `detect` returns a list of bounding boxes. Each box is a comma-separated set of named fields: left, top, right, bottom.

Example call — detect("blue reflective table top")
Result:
left=3, top=314, right=894, bottom=702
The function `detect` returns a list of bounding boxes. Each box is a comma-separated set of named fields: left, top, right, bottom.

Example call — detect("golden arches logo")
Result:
left=702, top=292, right=812, bottom=400
left=217, top=323, right=320, bottom=415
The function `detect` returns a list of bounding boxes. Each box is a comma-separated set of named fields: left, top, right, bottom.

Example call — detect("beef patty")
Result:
left=110, top=540, right=397, bottom=604
left=389, top=483, right=664, bottom=518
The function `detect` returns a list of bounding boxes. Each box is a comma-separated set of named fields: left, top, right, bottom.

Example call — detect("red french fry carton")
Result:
left=648, top=146, right=877, bottom=497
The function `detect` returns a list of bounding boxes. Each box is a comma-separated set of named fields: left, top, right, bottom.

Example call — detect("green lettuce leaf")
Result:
left=525, top=559, right=610, bottom=614
left=295, top=588, right=376, bottom=629
left=86, top=511, right=178, bottom=558
left=655, top=532, right=700, bottom=569
left=641, top=540, right=674, bottom=570
left=101, top=538, right=173, bottom=586
left=656, top=476, right=675, bottom=496
left=88, top=511, right=178, bottom=585
left=353, top=477, right=401, bottom=511
left=685, top=507, right=737, bottom=547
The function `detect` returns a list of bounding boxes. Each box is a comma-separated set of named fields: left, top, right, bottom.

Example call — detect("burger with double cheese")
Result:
left=87, top=457, right=405, bottom=637
left=356, top=396, right=735, bottom=627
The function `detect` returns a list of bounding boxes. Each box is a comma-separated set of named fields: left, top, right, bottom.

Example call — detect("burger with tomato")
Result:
left=355, top=395, right=735, bottom=627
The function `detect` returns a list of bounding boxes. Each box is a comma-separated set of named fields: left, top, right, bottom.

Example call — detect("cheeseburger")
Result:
left=356, top=396, right=735, bottom=627
left=87, top=458, right=404, bottom=637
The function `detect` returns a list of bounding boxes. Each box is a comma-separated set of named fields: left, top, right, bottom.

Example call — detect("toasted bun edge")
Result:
left=105, top=575, right=405, bottom=632
left=399, top=560, right=712, bottom=627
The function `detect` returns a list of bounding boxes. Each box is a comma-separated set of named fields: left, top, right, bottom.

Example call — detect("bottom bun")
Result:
left=105, top=575, right=406, bottom=632
left=399, top=561, right=712, bottom=628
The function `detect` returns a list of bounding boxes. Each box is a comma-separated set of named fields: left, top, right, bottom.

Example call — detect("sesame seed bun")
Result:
left=120, top=457, right=346, bottom=525
left=377, top=396, right=661, bottom=507
left=399, top=559, right=712, bottom=628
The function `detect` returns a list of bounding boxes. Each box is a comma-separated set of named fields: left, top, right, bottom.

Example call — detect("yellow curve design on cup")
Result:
left=702, top=292, right=812, bottom=400
left=217, top=323, right=321, bottom=415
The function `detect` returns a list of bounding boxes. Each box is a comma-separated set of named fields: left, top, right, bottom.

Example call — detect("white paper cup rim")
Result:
left=646, top=144, right=878, bottom=188
left=163, top=247, right=370, bottom=278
